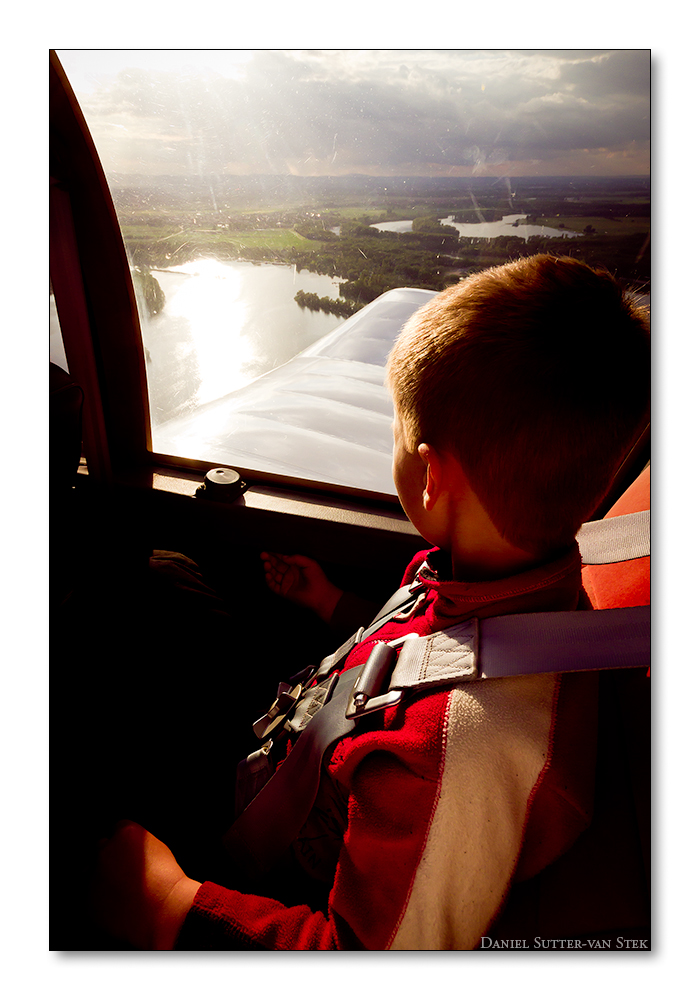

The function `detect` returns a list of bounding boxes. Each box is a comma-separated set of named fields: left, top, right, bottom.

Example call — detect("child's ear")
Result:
left=417, top=443, right=443, bottom=511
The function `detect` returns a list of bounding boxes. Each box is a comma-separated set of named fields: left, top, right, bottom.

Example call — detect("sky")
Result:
left=56, top=49, right=650, bottom=178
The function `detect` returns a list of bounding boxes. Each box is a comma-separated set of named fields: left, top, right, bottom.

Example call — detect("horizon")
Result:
left=107, top=172, right=650, bottom=181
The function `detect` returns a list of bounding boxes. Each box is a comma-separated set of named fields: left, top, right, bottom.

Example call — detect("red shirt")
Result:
left=177, top=545, right=595, bottom=950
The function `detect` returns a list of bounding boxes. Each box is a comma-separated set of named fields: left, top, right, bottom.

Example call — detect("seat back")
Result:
left=486, top=465, right=651, bottom=945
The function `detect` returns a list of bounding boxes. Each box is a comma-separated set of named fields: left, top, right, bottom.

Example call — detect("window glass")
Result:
left=56, top=50, right=650, bottom=496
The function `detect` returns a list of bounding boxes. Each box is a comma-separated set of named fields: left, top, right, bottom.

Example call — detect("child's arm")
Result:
left=260, top=552, right=343, bottom=624
left=91, top=820, right=201, bottom=950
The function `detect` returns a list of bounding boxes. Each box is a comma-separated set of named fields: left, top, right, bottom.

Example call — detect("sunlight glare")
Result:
left=167, top=259, right=258, bottom=405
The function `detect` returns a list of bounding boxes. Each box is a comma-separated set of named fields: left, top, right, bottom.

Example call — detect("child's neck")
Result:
left=444, top=491, right=540, bottom=582
left=450, top=543, right=540, bottom=582
left=415, top=446, right=544, bottom=582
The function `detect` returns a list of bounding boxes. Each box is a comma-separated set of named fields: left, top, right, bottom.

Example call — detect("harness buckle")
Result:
left=252, top=681, right=304, bottom=742
left=345, top=634, right=418, bottom=720
left=346, top=688, right=404, bottom=719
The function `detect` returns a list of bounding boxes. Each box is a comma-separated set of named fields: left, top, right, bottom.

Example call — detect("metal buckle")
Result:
left=252, top=681, right=304, bottom=742
left=345, top=634, right=418, bottom=720
left=346, top=688, right=404, bottom=720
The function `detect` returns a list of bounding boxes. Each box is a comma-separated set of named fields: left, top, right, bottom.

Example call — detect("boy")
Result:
left=91, top=254, right=650, bottom=950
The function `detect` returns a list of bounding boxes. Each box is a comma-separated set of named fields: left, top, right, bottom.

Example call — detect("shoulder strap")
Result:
left=310, top=583, right=422, bottom=683
left=576, top=509, right=650, bottom=564
left=391, top=606, right=649, bottom=691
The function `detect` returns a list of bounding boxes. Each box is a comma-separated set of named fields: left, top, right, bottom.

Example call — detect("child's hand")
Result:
left=261, top=552, right=343, bottom=624
left=91, top=820, right=201, bottom=950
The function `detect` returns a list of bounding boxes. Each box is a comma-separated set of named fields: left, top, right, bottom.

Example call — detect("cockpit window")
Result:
left=56, top=50, right=650, bottom=497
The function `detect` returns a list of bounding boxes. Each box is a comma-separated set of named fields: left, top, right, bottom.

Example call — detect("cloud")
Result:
left=58, top=49, right=650, bottom=177
left=559, top=49, right=651, bottom=99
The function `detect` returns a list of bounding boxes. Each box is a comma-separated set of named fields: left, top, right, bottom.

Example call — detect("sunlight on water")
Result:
left=442, top=214, right=577, bottom=239
left=371, top=215, right=578, bottom=239
left=141, top=260, right=343, bottom=426
left=166, top=260, right=256, bottom=405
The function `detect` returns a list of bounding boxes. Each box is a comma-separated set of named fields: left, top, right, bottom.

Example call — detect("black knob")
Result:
left=196, top=467, right=247, bottom=502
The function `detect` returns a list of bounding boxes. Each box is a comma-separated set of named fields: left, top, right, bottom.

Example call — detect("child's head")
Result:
left=386, top=254, right=650, bottom=557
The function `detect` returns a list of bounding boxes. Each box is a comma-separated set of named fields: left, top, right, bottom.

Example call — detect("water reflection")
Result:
left=141, top=261, right=343, bottom=426
left=442, top=214, right=577, bottom=239
left=166, top=260, right=255, bottom=406
left=371, top=214, right=577, bottom=239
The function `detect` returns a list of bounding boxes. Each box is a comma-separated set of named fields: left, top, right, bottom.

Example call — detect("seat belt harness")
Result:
left=225, top=514, right=650, bottom=872
left=225, top=604, right=649, bottom=872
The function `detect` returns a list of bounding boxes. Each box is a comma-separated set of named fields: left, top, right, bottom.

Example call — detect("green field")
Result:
left=122, top=225, right=315, bottom=261
left=216, top=228, right=314, bottom=250
left=124, top=225, right=312, bottom=245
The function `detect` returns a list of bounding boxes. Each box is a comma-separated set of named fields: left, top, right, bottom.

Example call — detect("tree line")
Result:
left=294, top=290, right=359, bottom=318
left=124, top=211, right=650, bottom=324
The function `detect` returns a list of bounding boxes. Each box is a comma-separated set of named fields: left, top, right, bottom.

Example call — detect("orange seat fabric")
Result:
left=582, top=465, right=650, bottom=610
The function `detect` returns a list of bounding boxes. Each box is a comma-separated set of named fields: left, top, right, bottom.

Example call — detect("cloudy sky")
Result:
left=57, top=49, right=650, bottom=178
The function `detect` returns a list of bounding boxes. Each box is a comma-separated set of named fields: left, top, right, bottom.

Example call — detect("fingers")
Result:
left=259, top=553, right=325, bottom=601
left=260, top=552, right=296, bottom=596
left=260, top=552, right=284, bottom=580
left=261, top=552, right=314, bottom=569
left=283, top=554, right=316, bottom=568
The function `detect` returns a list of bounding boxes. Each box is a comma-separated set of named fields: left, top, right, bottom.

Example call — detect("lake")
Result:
left=371, top=214, right=578, bottom=239
left=140, top=260, right=344, bottom=426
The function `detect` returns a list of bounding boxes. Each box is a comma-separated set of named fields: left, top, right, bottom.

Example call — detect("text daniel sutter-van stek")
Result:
left=480, top=937, right=650, bottom=950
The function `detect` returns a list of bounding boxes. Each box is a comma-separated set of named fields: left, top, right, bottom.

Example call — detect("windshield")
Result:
left=55, top=49, right=650, bottom=496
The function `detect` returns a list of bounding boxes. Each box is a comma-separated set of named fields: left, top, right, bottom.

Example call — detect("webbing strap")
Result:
left=224, top=604, right=650, bottom=873
left=367, top=583, right=418, bottom=626
left=577, top=509, right=650, bottom=565
left=392, top=606, right=650, bottom=691
left=479, top=605, right=649, bottom=676
left=222, top=665, right=362, bottom=872
left=313, top=584, right=420, bottom=681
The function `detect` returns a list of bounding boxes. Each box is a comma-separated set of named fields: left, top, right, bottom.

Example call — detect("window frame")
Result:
left=49, top=50, right=416, bottom=545
left=50, top=51, right=151, bottom=481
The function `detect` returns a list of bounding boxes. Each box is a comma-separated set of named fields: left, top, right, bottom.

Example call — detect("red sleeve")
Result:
left=175, top=881, right=340, bottom=950
left=175, top=692, right=447, bottom=951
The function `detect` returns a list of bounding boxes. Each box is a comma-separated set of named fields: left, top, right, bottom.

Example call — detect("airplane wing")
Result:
left=152, top=287, right=436, bottom=497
